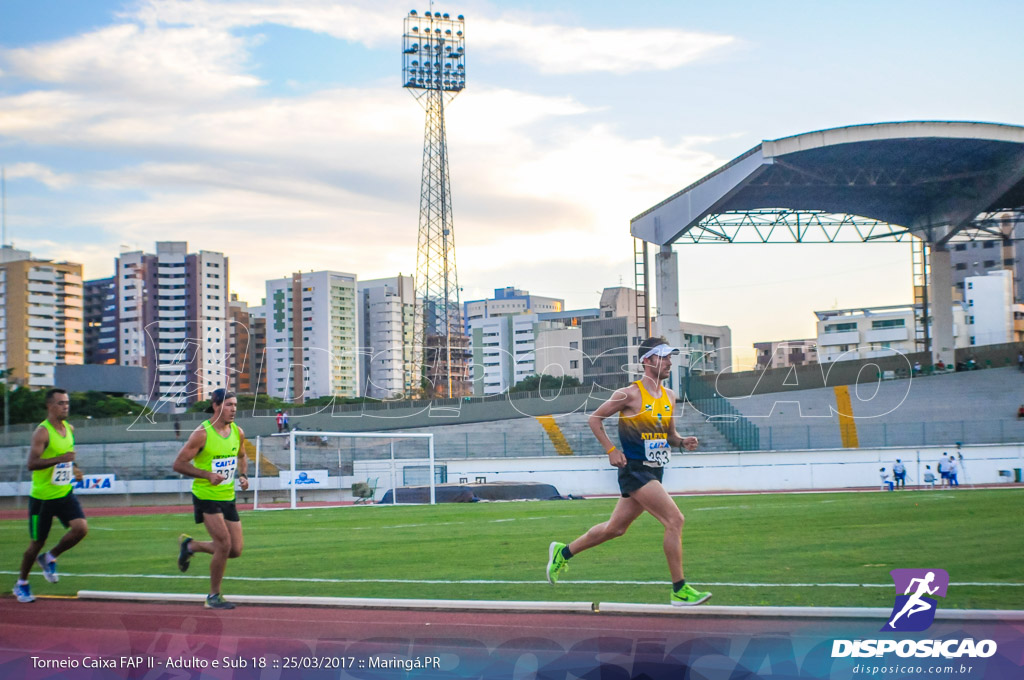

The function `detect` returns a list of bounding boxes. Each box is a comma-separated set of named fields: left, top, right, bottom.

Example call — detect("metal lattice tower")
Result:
left=403, top=9, right=469, bottom=397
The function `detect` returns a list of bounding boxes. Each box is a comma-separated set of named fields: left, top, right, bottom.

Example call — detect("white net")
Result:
left=252, top=431, right=437, bottom=509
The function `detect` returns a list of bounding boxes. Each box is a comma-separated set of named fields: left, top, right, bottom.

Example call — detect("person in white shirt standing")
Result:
left=892, top=459, right=907, bottom=490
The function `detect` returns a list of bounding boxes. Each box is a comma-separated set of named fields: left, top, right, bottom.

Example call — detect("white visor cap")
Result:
left=640, top=343, right=680, bottom=362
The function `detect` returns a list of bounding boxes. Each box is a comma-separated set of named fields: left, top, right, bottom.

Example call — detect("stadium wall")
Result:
left=1, top=443, right=1019, bottom=506
left=443, top=444, right=1024, bottom=496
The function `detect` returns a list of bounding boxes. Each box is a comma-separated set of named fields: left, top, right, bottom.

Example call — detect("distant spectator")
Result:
left=892, top=459, right=906, bottom=489
left=923, top=465, right=937, bottom=487
left=1018, top=405, right=1024, bottom=420
left=966, top=357, right=977, bottom=370
left=1018, top=352, right=1024, bottom=372
left=948, top=456, right=959, bottom=487
left=912, top=361, right=922, bottom=375
left=880, top=467, right=894, bottom=492
left=936, top=359, right=946, bottom=371
left=938, top=455, right=950, bottom=486
left=281, top=411, right=289, bottom=430
left=174, top=417, right=182, bottom=441
left=275, top=410, right=284, bottom=434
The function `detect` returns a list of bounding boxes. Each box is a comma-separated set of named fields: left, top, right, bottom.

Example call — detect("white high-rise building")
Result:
left=815, top=303, right=970, bottom=363
left=358, top=275, right=415, bottom=399
left=470, top=314, right=582, bottom=395
left=463, top=287, right=564, bottom=333
left=115, top=242, right=228, bottom=409
left=265, top=270, right=359, bottom=401
left=964, top=269, right=1024, bottom=345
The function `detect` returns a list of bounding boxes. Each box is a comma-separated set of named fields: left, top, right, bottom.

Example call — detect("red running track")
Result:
left=2, top=597, right=1022, bottom=680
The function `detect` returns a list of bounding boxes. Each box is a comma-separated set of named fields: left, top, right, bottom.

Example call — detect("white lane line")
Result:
left=0, top=571, right=1020, bottom=587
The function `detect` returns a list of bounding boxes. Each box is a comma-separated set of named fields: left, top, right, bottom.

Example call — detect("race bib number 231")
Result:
left=51, top=462, right=73, bottom=485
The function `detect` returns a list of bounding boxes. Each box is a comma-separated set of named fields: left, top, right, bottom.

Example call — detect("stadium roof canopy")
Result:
left=631, top=121, right=1024, bottom=246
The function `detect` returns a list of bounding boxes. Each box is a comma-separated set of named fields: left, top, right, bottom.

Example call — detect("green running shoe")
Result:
left=204, top=593, right=236, bottom=610
left=177, top=534, right=193, bottom=573
left=670, top=583, right=712, bottom=606
left=546, top=542, right=569, bottom=584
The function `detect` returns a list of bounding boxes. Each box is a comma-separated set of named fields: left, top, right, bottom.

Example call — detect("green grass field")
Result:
left=3, top=488, right=1023, bottom=609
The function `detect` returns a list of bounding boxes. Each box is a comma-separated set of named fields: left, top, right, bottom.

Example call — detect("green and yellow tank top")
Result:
left=617, top=380, right=674, bottom=465
left=31, top=420, right=75, bottom=500
left=192, top=420, right=241, bottom=502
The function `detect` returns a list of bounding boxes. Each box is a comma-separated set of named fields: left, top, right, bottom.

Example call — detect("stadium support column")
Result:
left=653, top=245, right=687, bottom=392
left=929, top=245, right=955, bottom=367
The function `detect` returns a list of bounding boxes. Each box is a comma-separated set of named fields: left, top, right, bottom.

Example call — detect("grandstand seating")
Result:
left=2, top=367, right=1019, bottom=485
left=726, top=366, right=1024, bottom=450
left=389, top=406, right=735, bottom=457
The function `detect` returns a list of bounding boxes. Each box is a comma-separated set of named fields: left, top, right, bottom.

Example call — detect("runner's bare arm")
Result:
left=236, top=426, right=249, bottom=491
left=172, top=427, right=224, bottom=484
left=589, top=386, right=637, bottom=468
left=68, top=423, right=84, bottom=479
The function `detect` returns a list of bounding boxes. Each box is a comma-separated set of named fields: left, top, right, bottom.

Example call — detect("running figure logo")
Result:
left=882, top=568, right=949, bottom=632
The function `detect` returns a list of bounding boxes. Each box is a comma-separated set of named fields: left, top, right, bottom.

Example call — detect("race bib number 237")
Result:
left=212, top=457, right=237, bottom=483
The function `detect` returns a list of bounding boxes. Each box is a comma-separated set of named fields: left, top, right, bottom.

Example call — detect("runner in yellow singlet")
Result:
left=13, top=388, right=88, bottom=603
left=545, top=336, right=712, bottom=606
left=172, top=389, right=249, bottom=610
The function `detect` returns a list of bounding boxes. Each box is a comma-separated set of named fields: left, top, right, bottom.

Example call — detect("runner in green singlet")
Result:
left=172, top=389, right=249, bottom=610
left=13, top=388, right=88, bottom=603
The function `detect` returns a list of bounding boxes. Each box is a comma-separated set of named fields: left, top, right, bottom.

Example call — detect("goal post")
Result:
left=252, top=431, right=437, bottom=510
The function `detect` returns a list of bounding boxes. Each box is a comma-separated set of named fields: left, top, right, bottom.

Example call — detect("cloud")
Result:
left=120, top=0, right=733, bottom=75
left=0, top=0, right=737, bottom=313
left=2, top=163, right=75, bottom=190
left=474, top=19, right=735, bottom=74
left=127, top=0, right=401, bottom=47
left=1, top=23, right=261, bottom=101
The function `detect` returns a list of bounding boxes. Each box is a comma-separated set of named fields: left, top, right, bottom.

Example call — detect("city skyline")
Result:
left=2, top=0, right=1022, bottom=369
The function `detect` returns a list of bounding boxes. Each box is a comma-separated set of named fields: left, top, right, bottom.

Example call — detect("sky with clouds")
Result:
left=1, top=0, right=1022, bottom=368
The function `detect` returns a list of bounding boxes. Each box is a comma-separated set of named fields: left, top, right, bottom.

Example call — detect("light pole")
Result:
left=403, top=9, right=468, bottom=398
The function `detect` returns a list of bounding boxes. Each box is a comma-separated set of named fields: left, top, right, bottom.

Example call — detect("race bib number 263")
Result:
left=644, top=439, right=671, bottom=467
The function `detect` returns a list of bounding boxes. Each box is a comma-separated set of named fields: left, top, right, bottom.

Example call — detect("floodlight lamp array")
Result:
left=403, top=10, right=466, bottom=92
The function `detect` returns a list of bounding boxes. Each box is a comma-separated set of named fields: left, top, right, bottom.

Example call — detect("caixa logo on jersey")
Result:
left=831, top=569, right=997, bottom=659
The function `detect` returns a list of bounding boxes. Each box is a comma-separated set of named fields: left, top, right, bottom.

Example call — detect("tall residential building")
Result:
left=963, top=269, right=1024, bottom=345
left=358, top=275, right=415, bottom=399
left=115, top=242, right=229, bottom=409
left=582, top=287, right=641, bottom=389
left=754, top=339, right=819, bottom=371
left=679, top=321, right=733, bottom=376
left=815, top=303, right=970, bottom=363
left=463, top=286, right=564, bottom=332
left=469, top=314, right=583, bottom=395
left=265, top=270, right=359, bottom=402
left=227, top=294, right=267, bottom=396
left=84, top=276, right=117, bottom=365
left=646, top=318, right=732, bottom=390
left=948, top=214, right=1021, bottom=302
left=0, top=246, right=84, bottom=388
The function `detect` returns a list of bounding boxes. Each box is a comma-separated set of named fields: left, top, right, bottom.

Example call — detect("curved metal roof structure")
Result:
left=631, top=121, right=1024, bottom=246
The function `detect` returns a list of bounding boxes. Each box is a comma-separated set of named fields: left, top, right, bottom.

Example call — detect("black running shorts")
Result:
left=617, top=459, right=665, bottom=498
left=192, top=494, right=240, bottom=524
left=28, top=493, right=85, bottom=543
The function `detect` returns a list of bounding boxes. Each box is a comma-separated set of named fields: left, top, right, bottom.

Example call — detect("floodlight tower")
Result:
left=403, top=9, right=468, bottom=397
